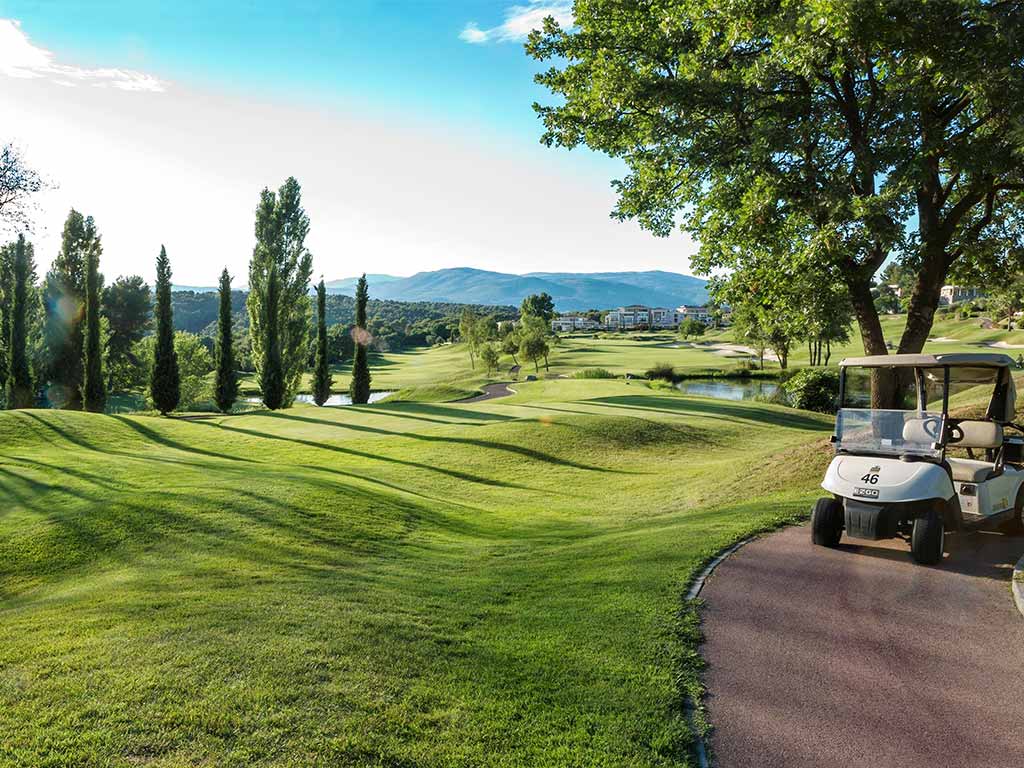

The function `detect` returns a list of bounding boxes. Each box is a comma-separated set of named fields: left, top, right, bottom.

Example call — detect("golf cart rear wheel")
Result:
left=911, top=509, right=944, bottom=565
left=811, top=498, right=843, bottom=547
left=1001, top=489, right=1024, bottom=536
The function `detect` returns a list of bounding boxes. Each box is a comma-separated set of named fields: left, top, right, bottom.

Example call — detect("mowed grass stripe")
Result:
left=0, top=380, right=832, bottom=767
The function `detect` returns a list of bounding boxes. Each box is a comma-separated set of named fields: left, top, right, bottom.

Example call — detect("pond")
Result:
left=247, top=391, right=395, bottom=407
left=674, top=379, right=780, bottom=402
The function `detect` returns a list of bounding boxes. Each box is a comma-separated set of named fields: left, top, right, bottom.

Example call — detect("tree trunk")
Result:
left=846, top=274, right=888, bottom=356
left=898, top=246, right=948, bottom=354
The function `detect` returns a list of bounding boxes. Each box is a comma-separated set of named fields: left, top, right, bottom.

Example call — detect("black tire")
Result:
left=1002, top=490, right=1024, bottom=536
left=811, top=497, right=843, bottom=547
left=911, top=509, right=944, bottom=565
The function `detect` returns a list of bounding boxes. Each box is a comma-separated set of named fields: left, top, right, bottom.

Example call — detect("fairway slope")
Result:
left=0, top=382, right=832, bottom=767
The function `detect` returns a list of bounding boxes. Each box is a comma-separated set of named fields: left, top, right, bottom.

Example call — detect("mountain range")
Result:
left=323, top=268, right=707, bottom=311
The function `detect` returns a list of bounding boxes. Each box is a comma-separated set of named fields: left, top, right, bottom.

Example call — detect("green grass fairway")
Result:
left=0, top=381, right=833, bottom=766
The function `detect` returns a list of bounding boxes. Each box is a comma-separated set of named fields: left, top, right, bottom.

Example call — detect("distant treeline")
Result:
left=171, top=290, right=518, bottom=351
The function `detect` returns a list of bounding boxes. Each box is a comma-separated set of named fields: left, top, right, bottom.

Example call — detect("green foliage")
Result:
left=259, top=267, right=285, bottom=410
left=214, top=269, right=238, bottom=413
left=325, top=323, right=354, bottom=364
left=520, top=292, right=555, bottom=323
left=501, top=328, right=521, bottom=365
left=571, top=368, right=616, bottom=379
left=480, top=343, right=500, bottom=375
left=151, top=246, right=180, bottom=415
left=0, top=241, right=12, bottom=393
left=783, top=368, right=840, bottom=413
left=518, top=314, right=550, bottom=372
left=247, top=177, right=313, bottom=406
left=43, top=209, right=100, bottom=409
left=5, top=235, right=35, bottom=409
left=102, top=275, right=151, bottom=391
left=312, top=280, right=333, bottom=406
left=987, top=276, right=1024, bottom=330
left=528, top=1, right=1024, bottom=357
left=82, top=242, right=105, bottom=413
left=173, top=332, right=213, bottom=410
left=678, top=318, right=705, bottom=340
left=645, top=362, right=676, bottom=382
left=349, top=275, right=372, bottom=404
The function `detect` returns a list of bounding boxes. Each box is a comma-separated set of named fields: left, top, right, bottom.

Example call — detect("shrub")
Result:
left=572, top=368, right=616, bottom=379
left=645, top=362, right=676, bottom=381
left=783, top=368, right=840, bottom=413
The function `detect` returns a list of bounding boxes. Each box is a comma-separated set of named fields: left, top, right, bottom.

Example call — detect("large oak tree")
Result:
left=528, top=0, right=1024, bottom=359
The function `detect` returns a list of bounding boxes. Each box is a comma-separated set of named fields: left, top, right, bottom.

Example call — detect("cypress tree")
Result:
left=6, top=235, right=35, bottom=409
left=259, top=267, right=285, bottom=410
left=150, top=246, right=180, bottom=415
left=43, top=210, right=99, bottom=410
left=312, top=279, right=332, bottom=406
left=214, top=268, right=238, bottom=413
left=349, top=274, right=371, bottom=405
left=82, top=242, right=105, bottom=413
left=247, top=178, right=313, bottom=407
left=0, top=242, right=13, bottom=395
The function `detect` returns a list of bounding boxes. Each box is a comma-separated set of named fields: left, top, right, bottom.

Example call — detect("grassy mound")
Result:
left=0, top=381, right=832, bottom=766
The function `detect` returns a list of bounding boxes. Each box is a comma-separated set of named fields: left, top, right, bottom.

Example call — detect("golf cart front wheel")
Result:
left=811, top=498, right=843, bottom=547
left=911, top=509, right=944, bottom=565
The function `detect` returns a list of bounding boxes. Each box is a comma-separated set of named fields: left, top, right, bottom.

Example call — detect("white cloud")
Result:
left=0, top=19, right=164, bottom=92
left=1, top=72, right=696, bottom=285
left=460, top=1, right=573, bottom=44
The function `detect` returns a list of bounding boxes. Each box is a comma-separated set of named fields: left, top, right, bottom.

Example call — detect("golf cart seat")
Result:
left=946, top=420, right=1003, bottom=482
left=903, top=418, right=1004, bottom=482
left=946, top=458, right=998, bottom=482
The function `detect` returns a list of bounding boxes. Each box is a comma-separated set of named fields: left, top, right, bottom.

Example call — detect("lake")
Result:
left=674, top=379, right=780, bottom=402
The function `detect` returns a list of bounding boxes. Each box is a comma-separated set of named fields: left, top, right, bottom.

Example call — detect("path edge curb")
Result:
left=682, top=537, right=755, bottom=768
left=1013, top=553, right=1024, bottom=620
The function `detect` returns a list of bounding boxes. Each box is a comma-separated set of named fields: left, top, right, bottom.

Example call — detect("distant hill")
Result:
left=323, top=268, right=707, bottom=311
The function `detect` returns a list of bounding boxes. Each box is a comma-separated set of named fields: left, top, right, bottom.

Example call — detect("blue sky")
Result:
left=0, top=2, right=695, bottom=284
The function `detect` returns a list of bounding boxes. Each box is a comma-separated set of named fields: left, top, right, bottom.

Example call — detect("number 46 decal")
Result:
left=860, top=473, right=880, bottom=484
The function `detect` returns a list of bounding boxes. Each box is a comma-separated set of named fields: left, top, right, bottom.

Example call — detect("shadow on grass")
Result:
left=586, top=395, right=831, bottom=432
left=111, top=415, right=258, bottom=463
left=262, top=411, right=621, bottom=474
left=191, top=420, right=539, bottom=491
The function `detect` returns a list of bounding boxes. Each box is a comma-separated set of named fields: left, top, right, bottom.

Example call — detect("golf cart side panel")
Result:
left=822, top=455, right=955, bottom=504
left=956, top=468, right=1024, bottom=520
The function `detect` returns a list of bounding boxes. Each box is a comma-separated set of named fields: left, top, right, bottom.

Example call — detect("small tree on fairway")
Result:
left=214, top=268, right=238, bottom=413
left=678, top=318, right=705, bottom=341
left=5, top=235, right=35, bottom=409
left=82, top=242, right=105, bottom=413
left=501, top=328, right=520, bottom=366
left=349, top=274, right=372, bottom=404
left=312, top=279, right=333, bottom=406
left=519, top=316, right=550, bottom=373
left=481, top=343, right=500, bottom=376
left=151, top=246, right=180, bottom=415
left=260, top=267, right=285, bottom=410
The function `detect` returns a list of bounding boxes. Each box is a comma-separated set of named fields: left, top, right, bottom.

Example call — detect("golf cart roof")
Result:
left=839, top=353, right=1017, bottom=369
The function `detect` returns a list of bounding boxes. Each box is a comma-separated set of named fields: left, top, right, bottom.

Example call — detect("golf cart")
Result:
left=813, top=353, right=1024, bottom=565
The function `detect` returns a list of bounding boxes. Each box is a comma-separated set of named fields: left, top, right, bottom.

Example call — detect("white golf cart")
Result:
left=813, top=353, right=1024, bottom=565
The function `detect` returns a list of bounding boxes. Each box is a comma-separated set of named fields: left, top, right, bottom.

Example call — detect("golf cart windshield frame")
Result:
left=835, top=365, right=953, bottom=462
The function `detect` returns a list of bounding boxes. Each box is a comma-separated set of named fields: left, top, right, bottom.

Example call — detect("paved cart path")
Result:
left=701, top=525, right=1024, bottom=768
left=457, top=383, right=515, bottom=403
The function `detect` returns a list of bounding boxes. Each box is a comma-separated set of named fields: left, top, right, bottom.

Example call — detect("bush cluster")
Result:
left=645, top=362, right=676, bottom=381
left=572, top=368, right=616, bottom=379
left=782, top=368, right=840, bottom=413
